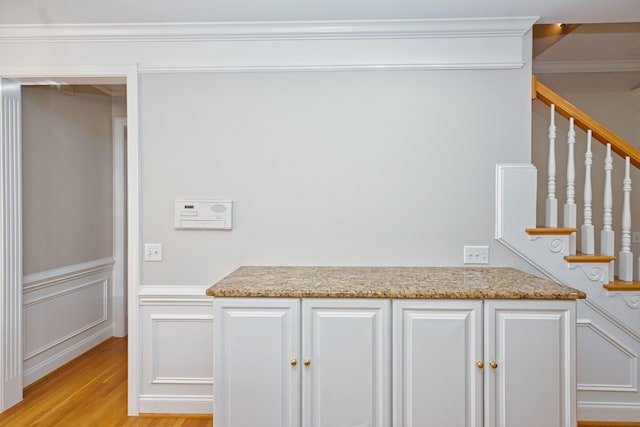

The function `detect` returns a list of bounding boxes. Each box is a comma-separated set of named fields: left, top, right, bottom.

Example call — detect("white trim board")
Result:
left=113, top=117, right=127, bottom=338
left=0, top=18, right=537, bottom=72
left=23, top=326, right=113, bottom=387
left=23, top=257, right=114, bottom=291
left=0, top=18, right=538, bottom=42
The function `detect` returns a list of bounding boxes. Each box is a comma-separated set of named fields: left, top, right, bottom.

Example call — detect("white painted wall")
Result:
left=141, top=68, right=534, bottom=286
left=22, top=86, right=114, bottom=274
left=0, top=18, right=541, bottom=413
left=112, top=94, right=127, bottom=119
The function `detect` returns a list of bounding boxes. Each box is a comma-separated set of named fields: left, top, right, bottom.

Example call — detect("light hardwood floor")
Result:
left=0, top=337, right=213, bottom=426
left=579, top=423, right=640, bottom=427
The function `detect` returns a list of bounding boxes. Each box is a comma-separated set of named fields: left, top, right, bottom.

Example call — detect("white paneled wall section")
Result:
left=139, top=287, right=213, bottom=414
left=22, top=259, right=114, bottom=386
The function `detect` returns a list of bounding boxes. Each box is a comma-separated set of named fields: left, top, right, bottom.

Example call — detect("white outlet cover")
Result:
left=463, top=245, right=490, bottom=264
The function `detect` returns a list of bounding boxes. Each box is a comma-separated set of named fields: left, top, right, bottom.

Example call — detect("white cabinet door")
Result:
left=214, top=298, right=300, bottom=427
left=392, top=300, right=483, bottom=427
left=302, top=299, right=390, bottom=427
left=484, top=300, right=576, bottom=427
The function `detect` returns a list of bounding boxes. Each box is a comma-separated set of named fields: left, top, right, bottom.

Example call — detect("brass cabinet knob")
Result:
left=490, top=361, right=498, bottom=369
left=476, top=361, right=484, bottom=369
left=304, top=359, right=311, bottom=367
left=290, top=359, right=297, bottom=366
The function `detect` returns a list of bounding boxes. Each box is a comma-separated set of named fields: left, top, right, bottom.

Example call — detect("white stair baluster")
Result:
left=545, top=104, right=558, bottom=227
left=601, top=143, right=615, bottom=283
left=619, top=156, right=633, bottom=281
left=564, top=118, right=577, bottom=254
left=581, top=130, right=595, bottom=254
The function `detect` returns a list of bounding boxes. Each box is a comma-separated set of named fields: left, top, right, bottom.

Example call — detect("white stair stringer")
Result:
left=496, top=163, right=640, bottom=421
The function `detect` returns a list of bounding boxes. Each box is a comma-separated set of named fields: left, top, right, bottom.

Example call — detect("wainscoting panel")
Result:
left=22, top=258, right=114, bottom=386
left=139, top=286, right=213, bottom=414
left=578, top=321, right=638, bottom=392
left=577, top=300, right=640, bottom=421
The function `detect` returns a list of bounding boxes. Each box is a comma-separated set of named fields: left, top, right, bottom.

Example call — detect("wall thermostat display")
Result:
left=174, top=200, right=233, bottom=230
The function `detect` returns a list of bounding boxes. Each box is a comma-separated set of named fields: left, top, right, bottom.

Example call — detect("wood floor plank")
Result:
left=0, top=337, right=213, bottom=427
left=579, top=423, right=640, bottom=427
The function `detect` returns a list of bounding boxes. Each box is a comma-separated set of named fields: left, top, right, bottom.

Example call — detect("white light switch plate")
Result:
left=144, top=243, right=163, bottom=261
left=464, top=245, right=489, bottom=264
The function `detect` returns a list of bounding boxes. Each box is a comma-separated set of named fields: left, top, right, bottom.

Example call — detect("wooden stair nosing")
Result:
left=604, top=278, right=640, bottom=291
left=565, top=254, right=617, bottom=263
left=525, top=227, right=578, bottom=236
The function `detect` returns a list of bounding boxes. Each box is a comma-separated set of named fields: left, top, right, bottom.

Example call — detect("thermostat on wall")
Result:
left=174, top=200, right=233, bottom=230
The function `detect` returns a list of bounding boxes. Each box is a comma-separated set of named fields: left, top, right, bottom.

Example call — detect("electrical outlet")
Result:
left=633, top=231, right=640, bottom=244
left=144, top=243, right=163, bottom=261
left=464, top=245, right=490, bottom=264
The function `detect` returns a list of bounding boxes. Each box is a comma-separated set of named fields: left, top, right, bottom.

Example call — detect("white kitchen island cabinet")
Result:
left=392, top=299, right=484, bottom=427
left=302, top=299, right=390, bottom=427
left=484, top=300, right=576, bottom=427
left=393, top=299, right=576, bottom=427
left=214, top=297, right=390, bottom=427
left=213, top=298, right=300, bottom=427
left=208, top=266, right=585, bottom=427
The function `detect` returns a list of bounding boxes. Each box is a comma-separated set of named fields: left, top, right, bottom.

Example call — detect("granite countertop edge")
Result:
left=206, top=266, right=586, bottom=300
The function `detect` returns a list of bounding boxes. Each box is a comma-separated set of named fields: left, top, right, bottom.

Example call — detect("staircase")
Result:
left=496, top=77, right=640, bottom=422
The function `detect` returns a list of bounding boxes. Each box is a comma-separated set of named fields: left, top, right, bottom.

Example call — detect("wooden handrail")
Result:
left=532, top=75, right=640, bottom=169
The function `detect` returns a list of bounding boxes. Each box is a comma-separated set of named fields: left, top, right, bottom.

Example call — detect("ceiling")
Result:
left=0, top=0, right=639, bottom=25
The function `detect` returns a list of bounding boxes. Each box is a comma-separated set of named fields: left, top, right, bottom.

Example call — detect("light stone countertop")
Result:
left=206, top=266, right=586, bottom=300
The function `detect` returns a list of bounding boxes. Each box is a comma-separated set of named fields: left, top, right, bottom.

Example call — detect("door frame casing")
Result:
left=0, top=77, right=23, bottom=411
left=113, top=116, right=128, bottom=338
left=0, top=65, right=140, bottom=415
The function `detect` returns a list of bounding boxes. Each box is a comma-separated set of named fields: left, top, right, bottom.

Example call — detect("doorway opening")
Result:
left=21, top=81, right=128, bottom=387
left=0, top=70, right=139, bottom=414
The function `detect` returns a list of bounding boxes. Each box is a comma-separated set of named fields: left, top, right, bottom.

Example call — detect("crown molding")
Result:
left=0, top=17, right=538, bottom=43
left=0, top=18, right=536, bottom=72
left=534, top=60, right=640, bottom=74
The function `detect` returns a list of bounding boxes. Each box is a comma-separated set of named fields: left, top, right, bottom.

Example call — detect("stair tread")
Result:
left=565, top=253, right=617, bottom=263
left=525, top=227, right=578, bottom=235
left=604, top=278, right=640, bottom=291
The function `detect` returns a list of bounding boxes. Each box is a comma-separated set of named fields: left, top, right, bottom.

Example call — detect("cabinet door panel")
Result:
left=485, top=300, right=576, bottom=427
left=214, top=298, right=300, bottom=427
left=393, top=300, right=483, bottom=427
left=302, top=299, right=390, bottom=427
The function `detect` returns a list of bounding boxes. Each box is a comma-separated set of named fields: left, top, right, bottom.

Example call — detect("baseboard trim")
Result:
left=139, top=395, right=213, bottom=414
left=579, top=401, right=640, bottom=423
left=23, top=326, right=113, bottom=387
